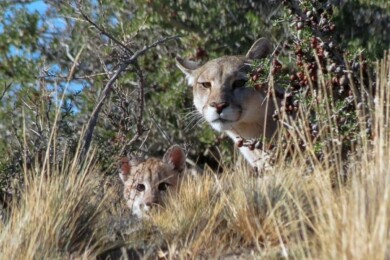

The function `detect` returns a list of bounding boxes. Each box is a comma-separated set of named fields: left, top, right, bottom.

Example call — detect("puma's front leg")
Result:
left=238, top=146, right=272, bottom=173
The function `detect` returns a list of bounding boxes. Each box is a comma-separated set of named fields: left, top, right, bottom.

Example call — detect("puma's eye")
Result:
left=200, top=82, right=212, bottom=89
left=158, top=182, right=169, bottom=191
left=136, top=184, right=145, bottom=192
left=232, top=79, right=247, bottom=89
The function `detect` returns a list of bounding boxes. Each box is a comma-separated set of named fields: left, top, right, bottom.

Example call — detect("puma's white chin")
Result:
left=210, top=118, right=236, bottom=132
left=204, top=108, right=241, bottom=132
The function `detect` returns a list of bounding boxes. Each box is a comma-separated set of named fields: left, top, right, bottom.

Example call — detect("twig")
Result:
left=77, top=7, right=134, bottom=54
left=67, top=44, right=85, bottom=82
left=0, top=83, right=12, bottom=101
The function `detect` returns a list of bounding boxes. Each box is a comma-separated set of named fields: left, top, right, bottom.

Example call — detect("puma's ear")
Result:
left=175, top=57, right=200, bottom=86
left=163, top=145, right=186, bottom=172
left=246, top=37, right=272, bottom=60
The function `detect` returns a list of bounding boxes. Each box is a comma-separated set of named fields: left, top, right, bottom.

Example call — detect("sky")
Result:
left=26, top=1, right=83, bottom=94
left=6, top=1, right=84, bottom=100
left=26, top=0, right=48, bottom=14
left=1, top=1, right=93, bottom=101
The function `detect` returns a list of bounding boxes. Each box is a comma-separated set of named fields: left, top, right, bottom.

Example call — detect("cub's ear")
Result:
left=119, top=157, right=131, bottom=183
left=175, top=57, right=200, bottom=86
left=119, top=157, right=141, bottom=183
left=163, top=145, right=186, bottom=172
left=246, top=37, right=272, bottom=60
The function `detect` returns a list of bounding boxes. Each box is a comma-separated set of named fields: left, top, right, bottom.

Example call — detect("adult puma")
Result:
left=176, top=38, right=279, bottom=171
left=119, top=145, right=186, bottom=218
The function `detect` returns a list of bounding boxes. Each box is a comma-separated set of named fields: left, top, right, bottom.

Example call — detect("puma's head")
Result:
left=119, top=145, right=186, bottom=219
left=176, top=38, right=277, bottom=139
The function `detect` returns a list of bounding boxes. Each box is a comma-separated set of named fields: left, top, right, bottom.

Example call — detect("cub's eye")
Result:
left=232, top=79, right=247, bottom=89
left=136, top=184, right=145, bottom=192
left=158, top=182, right=170, bottom=191
left=199, top=82, right=212, bottom=89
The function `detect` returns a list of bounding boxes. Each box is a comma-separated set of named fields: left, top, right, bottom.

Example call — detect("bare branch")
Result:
left=80, top=32, right=180, bottom=160
left=122, top=64, right=145, bottom=151
left=125, top=35, right=180, bottom=63
left=76, top=1, right=180, bottom=161
left=81, top=61, right=128, bottom=160
left=77, top=6, right=134, bottom=54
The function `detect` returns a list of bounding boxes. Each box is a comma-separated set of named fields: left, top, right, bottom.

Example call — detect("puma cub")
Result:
left=176, top=38, right=279, bottom=171
left=119, top=145, right=186, bottom=218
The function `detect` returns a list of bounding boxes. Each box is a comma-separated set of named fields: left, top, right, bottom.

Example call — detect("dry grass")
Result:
left=0, top=88, right=109, bottom=259
left=310, top=53, right=390, bottom=260
left=0, top=148, right=107, bottom=259
left=148, top=166, right=315, bottom=259
left=0, top=53, right=389, bottom=259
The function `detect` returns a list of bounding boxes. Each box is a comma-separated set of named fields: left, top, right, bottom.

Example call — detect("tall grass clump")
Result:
left=0, top=86, right=108, bottom=259
left=0, top=151, right=105, bottom=259
left=311, top=52, right=390, bottom=259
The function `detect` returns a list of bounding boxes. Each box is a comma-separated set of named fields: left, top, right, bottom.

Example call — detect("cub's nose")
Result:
left=210, top=102, right=229, bottom=114
left=145, top=197, right=159, bottom=208
left=145, top=202, right=155, bottom=208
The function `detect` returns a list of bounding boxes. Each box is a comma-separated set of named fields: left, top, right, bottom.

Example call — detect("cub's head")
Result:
left=176, top=38, right=273, bottom=135
left=119, top=145, right=186, bottom=219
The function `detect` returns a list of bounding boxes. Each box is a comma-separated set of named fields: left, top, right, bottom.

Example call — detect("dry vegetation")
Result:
left=0, top=53, right=388, bottom=259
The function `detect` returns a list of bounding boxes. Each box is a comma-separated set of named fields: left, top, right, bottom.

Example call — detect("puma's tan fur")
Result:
left=119, top=145, right=186, bottom=218
left=176, top=38, right=279, bottom=171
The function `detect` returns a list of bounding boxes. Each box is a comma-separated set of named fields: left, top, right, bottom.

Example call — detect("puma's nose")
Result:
left=210, top=102, right=229, bottom=114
